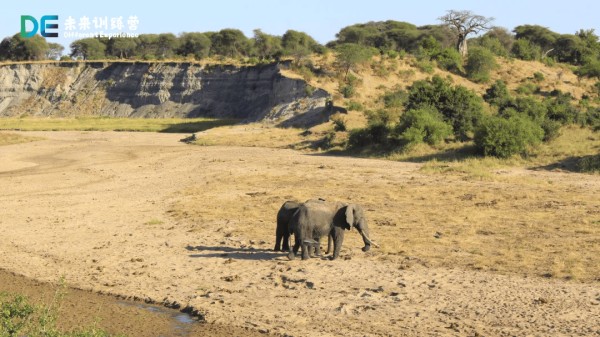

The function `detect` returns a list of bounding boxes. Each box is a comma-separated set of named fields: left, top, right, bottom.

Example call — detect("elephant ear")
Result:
left=344, top=205, right=354, bottom=230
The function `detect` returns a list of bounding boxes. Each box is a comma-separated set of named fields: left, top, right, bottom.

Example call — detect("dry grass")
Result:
left=0, top=132, right=41, bottom=146
left=168, top=138, right=600, bottom=282
left=0, top=117, right=236, bottom=133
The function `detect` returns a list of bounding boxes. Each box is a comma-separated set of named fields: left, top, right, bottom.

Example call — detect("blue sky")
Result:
left=2, top=0, right=599, bottom=49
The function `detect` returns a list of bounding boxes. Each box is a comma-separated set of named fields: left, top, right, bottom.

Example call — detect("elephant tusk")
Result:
left=358, top=229, right=380, bottom=248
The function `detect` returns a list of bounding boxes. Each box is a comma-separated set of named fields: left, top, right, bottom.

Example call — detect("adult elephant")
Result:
left=288, top=199, right=374, bottom=260
left=274, top=200, right=301, bottom=251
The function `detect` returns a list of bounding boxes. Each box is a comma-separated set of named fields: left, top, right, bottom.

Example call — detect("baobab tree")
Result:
left=439, top=10, right=494, bottom=57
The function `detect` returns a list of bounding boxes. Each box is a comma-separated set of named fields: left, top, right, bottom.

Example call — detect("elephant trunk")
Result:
left=357, top=228, right=379, bottom=250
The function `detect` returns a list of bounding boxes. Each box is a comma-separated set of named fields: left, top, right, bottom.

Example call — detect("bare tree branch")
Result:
left=439, top=10, right=494, bottom=57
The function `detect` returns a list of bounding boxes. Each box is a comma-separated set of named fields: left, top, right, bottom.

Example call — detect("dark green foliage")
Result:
left=381, top=88, right=408, bottom=109
left=210, top=29, right=250, bottom=58
left=533, top=71, right=545, bottom=82
left=396, top=107, right=452, bottom=145
left=340, top=84, right=355, bottom=98
left=0, top=34, right=50, bottom=61
left=107, top=38, right=137, bottom=58
left=515, top=82, right=540, bottom=95
left=576, top=59, right=600, bottom=78
left=347, top=101, right=364, bottom=111
left=252, top=29, right=282, bottom=60
left=545, top=91, right=580, bottom=124
left=511, top=39, right=541, bottom=61
left=540, top=119, right=562, bottom=141
left=70, top=38, right=106, bottom=60
left=330, top=20, right=454, bottom=54
left=471, top=35, right=510, bottom=57
left=475, top=115, right=544, bottom=158
left=335, top=43, right=377, bottom=78
left=434, top=48, right=464, bottom=73
left=513, top=25, right=559, bottom=52
left=282, top=29, right=322, bottom=64
left=331, top=115, right=347, bottom=131
left=577, top=154, right=600, bottom=172
left=348, top=123, right=391, bottom=149
left=177, top=33, right=211, bottom=59
left=1, top=293, right=34, bottom=336
left=465, top=47, right=497, bottom=83
left=406, top=75, right=484, bottom=140
left=483, top=80, right=512, bottom=107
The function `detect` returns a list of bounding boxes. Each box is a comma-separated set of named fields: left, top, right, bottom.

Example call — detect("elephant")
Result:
left=274, top=198, right=327, bottom=252
left=288, top=199, right=374, bottom=260
left=274, top=200, right=301, bottom=251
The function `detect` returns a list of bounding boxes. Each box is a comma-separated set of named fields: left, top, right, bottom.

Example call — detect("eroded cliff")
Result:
left=0, top=62, right=329, bottom=123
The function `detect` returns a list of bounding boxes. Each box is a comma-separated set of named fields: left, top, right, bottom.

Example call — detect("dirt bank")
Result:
left=0, top=131, right=598, bottom=336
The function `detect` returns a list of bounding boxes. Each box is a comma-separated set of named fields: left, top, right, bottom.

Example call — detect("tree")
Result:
left=109, top=37, right=138, bottom=58
left=335, top=43, right=376, bottom=79
left=252, top=29, right=282, bottom=60
left=210, top=29, right=250, bottom=58
left=465, top=47, right=497, bottom=83
left=439, top=10, right=494, bottom=57
left=177, top=32, right=211, bottom=59
left=0, top=34, right=50, bottom=61
left=70, top=38, right=106, bottom=60
left=282, top=30, right=322, bottom=64
left=46, top=42, right=64, bottom=60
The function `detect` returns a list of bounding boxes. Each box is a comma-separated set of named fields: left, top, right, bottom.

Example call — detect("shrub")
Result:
left=395, top=107, right=452, bottom=145
left=435, top=48, right=464, bottom=74
left=575, top=59, right=600, bottom=78
left=381, top=88, right=407, bottom=109
left=545, top=92, right=579, bottom=124
left=406, top=75, right=484, bottom=140
left=533, top=71, right=545, bottom=82
left=340, top=84, right=355, bottom=98
left=511, top=39, right=541, bottom=61
left=331, top=115, right=347, bottom=131
left=541, top=119, right=562, bottom=141
left=347, top=101, right=363, bottom=111
left=475, top=115, right=544, bottom=158
left=515, top=82, right=540, bottom=95
left=347, top=122, right=391, bottom=149
left=415, top=59, right=435, bottom=74
left=465, top=47, right=497, bottom=83
left=578, top=154, right=600, bottom=172
left=483, top=80, right=512, bottom=107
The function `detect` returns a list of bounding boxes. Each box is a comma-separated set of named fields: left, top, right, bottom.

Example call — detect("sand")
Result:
left=0, top=131, right=598, bottom=336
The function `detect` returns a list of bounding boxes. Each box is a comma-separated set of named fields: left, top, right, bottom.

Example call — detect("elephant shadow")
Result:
left=185, top=245, right=285, bottom=261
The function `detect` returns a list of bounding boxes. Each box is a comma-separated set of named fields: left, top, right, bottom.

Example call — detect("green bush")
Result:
left=515, top=82, right=540, bottom=95
left=483, top=80, right=513, bottom=107
left=347, top=101, right=363, bottom=111
left=435, top=48, right=464, bottom=74
left=465, top=47, right=497, bottom=83
left=511, top=39, right=541, bottom=61
left=347, top=122, right=391, bottom=149
left=406, top=75, right=484, bottom=140
left=331, top=115, right=347, bottom=131
left=475, top=115, right=544, bottom=158
left=395, top=107, right=452, bottom=145
left=340, top=84, right=355, bottom=98
left=578, top=154, right=600, bottom=172
left=415, top=59, right=435, bottom=74
left=381, top=88, right=407, bottom=109
left=545, top=92, right=580, bottom=124
left=533, top=71, right=545, bottom=82
left=541, top=119, right=562, bottom=141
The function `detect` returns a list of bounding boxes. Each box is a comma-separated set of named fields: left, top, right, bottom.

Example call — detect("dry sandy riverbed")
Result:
left=0, top=131, right=599, bottom=336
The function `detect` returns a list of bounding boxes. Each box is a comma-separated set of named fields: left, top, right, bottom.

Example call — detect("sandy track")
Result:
left=0, top=131, right=598, bottom=337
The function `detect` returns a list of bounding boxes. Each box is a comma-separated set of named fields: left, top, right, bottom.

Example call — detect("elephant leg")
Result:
left=325, top=235, right=332, bottom=255
left=313, top=237, right=322, bottom=256
left=331, top=232, right=345, bottom=260
left=282, top=233, right=290, bottom=251
left=274, top=234, right=282, bottom=251
left=288, top=237, right=300, bottom=260
left=301, top=242, right=310, bottom=260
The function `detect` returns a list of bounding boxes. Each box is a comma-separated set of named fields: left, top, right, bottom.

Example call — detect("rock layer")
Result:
left=0, top=62, right=329, bottom=122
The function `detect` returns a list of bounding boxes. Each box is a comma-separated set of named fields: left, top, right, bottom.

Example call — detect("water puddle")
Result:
left=118, top=301, right=198, bottom=336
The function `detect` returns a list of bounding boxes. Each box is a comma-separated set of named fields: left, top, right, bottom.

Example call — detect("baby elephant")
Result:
left=288, top=199, right=373, bottom=260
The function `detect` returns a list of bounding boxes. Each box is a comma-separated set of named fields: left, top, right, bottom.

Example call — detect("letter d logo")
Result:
left=21, top=15, right=38, bottom=38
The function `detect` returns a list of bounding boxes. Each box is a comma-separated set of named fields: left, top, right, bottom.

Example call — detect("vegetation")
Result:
left=0, top=292, right=123, bottom=337
left=0, top=118, right=236, bottom=132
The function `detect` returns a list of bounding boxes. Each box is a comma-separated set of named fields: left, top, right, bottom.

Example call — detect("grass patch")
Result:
left=144, top=219, right=164, bottom=226
left=0, top=132, right=41, bottom=146
left=0, top=117, right=238, bottom=133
